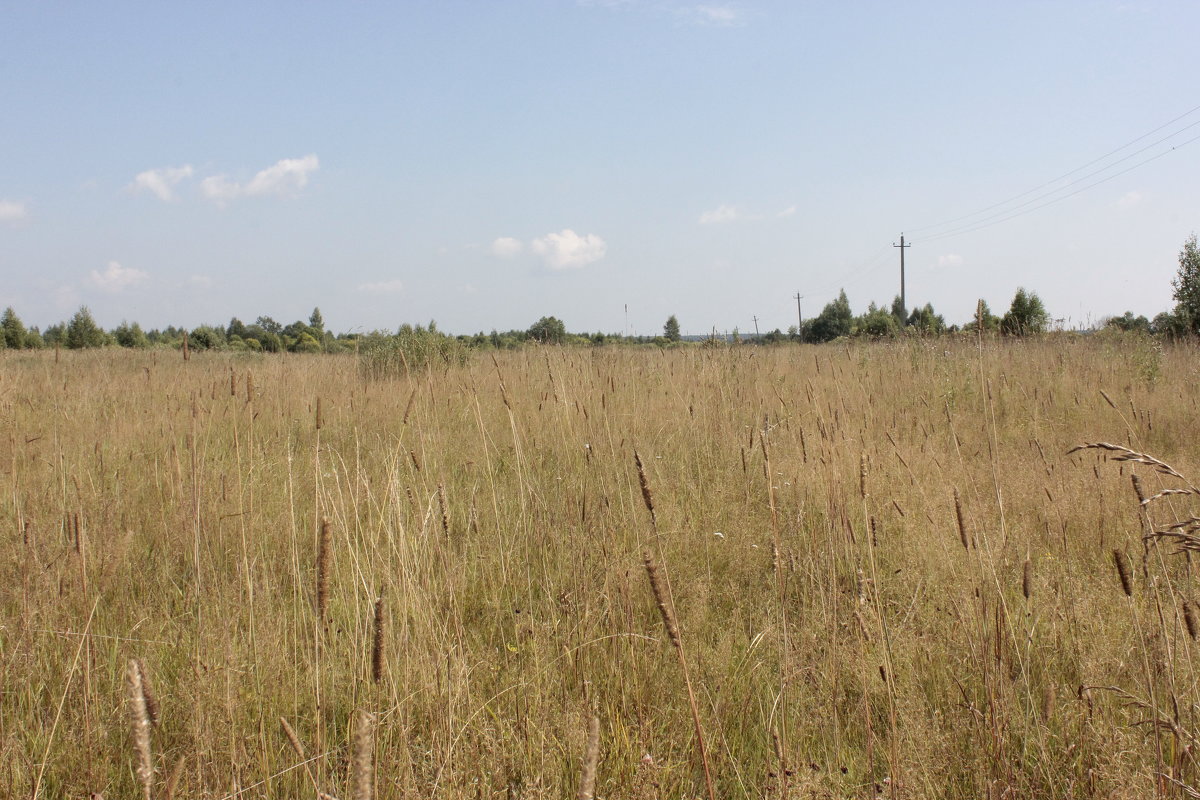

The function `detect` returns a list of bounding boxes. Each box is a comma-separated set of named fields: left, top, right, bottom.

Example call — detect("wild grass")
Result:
left=1, top=335, right=1199, bottom=798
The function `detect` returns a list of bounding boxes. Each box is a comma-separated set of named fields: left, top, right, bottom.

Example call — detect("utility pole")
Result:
left=794, top=293, right=804, bottom=342
left=893, top=234, right=911, bottom=322
left=752, top=315, right=760, bottom=337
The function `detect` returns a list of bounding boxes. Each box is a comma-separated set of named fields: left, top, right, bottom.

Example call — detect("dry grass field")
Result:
left=3, top=335, right=1199, bottom=799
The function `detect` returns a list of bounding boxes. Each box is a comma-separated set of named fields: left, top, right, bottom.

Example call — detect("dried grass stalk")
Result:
left=577, top=715, right=600, bottom=800
left=126, top=659, right=154, bottom=800
left=317, top=516, right=332, bottom=620
left=1113, top=549, right=1133, bottom=597
left=134, top=659, right=160, bottom=728
left=352, top=710, right=376, bottom=800
left=954, top=488, right=969, bottom=550
left=372, top=595, right=386, bottom=683
left=633, top=451, right=656, bottom=526
left=643, top=551, right=679, bottom=648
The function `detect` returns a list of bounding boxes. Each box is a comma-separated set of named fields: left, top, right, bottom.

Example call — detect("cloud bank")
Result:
left=699, top=204, right=740, bottom=224
left=91, top=260, right=149, bottom=292
left=490, top=237, right=524, bottom=258
left=357, top=279, right=405, bottom=294
left=131, top=165, right=194, bottom=201
left=0, top=200, right=28, bottom=223
left=531, top=229, right=607, bottom=269
left=202, top=154, right=320, bottom=203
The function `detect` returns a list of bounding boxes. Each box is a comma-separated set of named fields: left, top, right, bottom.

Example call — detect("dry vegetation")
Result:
left=2, top=334, right=1200, bottom=798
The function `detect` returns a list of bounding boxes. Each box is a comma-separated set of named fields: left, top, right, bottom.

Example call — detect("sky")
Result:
left=2, top=1, right=1198, bottom=336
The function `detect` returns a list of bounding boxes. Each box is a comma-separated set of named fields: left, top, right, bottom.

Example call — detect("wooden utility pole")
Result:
left=893, top=234, right=911, bottom=322
left=793, top=293, right=804, bottom=341
left=752, top=316, right=760, bottom=336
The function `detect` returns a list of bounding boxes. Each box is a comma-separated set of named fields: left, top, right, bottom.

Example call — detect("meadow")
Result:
left=2, top=334, right=1198, bottom=799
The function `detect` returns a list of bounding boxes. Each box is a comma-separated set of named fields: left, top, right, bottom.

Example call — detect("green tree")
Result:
left=527, top=316, right=567, bottom=344
left=113, top=320, right=149, bottom=348
left=663, top=315, right=681, bottom=342
left=1, top=307, right=27, bottom=349
left=858, top=303, right=899, bottom=338
left=906, top=302, right=945, bottom=335
left=1000, top=288, right=1049, bottom=336
left=1105, top=311, right=1152, bottom=334
left=188, top=325, right=226, bottom=350
left=1172, top=233, right=1200, bottom=334
left=309, top=307, right=324, bottom=332
left=808, top=290, right=853, bottom=343
left=964, top=300, right=1000, bottom=333
left=66, top=306, right=107, bottom=349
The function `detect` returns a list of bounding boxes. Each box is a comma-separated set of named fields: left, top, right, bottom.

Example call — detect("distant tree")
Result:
left=113, top=320, right=149, bottom=348
left=43, top=323, right=67, bottom=347
left=1152, top=310, right=1188, bottom=339
left=1172, top=233, right=1200, bottom=334
left=1000, top=288, right=1049, bottom=336
left=663, top=315, right=681, bottom=342
left=255, top=316, right=283, bottom=335
left=1105, top=311, right=1152, bottom=334
left=188, top=325, right=226, bottom=350
left=809, top=290, right=853, bottom=343
left=527, top=316, right=567, bottom=344
left=761, top=328, right=786, bottom=344
left=227, top=317, right=249, bottom=340
left=66, top=306, right=107, bottom=349
left=907, top=302, right=945, bottom=335
left=1, top=307, right=27, bottom=349
left=309, top=307, right=324, bottom=332
left=291, top=332, right=323, bottom=353
left=964, top=300, right=1000, bottom=333
left=858, top=303, right=899, bottom=338
left=24, top=327, right=44, bottom=348
left=890, top=295, right=906, bottom=327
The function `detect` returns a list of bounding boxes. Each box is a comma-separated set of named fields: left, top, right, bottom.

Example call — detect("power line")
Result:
left=920, top=128, right=1200, bottom=243
left=906, top=100, right=1200, bottom=238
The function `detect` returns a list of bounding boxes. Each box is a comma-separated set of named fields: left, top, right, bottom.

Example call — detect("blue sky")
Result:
left=2, top=1, right=1197, bottom=335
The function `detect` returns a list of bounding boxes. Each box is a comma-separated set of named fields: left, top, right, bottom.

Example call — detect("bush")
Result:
left=359, top=325, right=470, bottom=379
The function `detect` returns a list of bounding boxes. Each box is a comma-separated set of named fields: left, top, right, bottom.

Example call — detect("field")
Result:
left=2, top=335, right=1198, bottom=798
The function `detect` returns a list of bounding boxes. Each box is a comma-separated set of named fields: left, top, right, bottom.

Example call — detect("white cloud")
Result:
left=684, top=4, right=743, bottom=26
left=358, top=279, right=405, bottom=293
left=699, top=204, right=740, bottom=224
left=936, top=253, right=964, bottom=269
left=90, top=260, right=149, bottom=292
left=188, top=274, right=213, bottom=288
left=490, top=237, right=524, bottom=258
left=0, top=200, right=28, bottom=223
left=131, top=165, right=194, bottom=201
left=202, top=154, right=320, bottom=203
left=776, top=205, right=797, bottom=218
left=1118, top=190, right=1145, bottom=208
left=531, top=229, right=607, bottom=269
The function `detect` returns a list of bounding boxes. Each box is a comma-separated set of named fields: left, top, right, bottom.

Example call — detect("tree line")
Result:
left=4, top=234, right=1199, bottom=353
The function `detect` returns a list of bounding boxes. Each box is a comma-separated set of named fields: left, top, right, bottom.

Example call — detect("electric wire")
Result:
left=919, top=128, right=1200, bottom=244
left=905, top=101, right=1200, bottom=236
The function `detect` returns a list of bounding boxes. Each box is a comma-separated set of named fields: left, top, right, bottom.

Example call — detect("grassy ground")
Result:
left=2, top=334, right=1198, bottom=798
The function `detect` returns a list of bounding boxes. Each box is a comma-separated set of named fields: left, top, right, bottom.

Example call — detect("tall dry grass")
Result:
left=0, top=334, right=1197, bottom=797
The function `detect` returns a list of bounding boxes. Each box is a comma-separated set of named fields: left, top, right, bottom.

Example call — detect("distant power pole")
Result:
left=752, top=315, right=760, bottom=336
left=893, top=234, right=911, bottom=321
left=793, top=293, right=804, bottom=341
